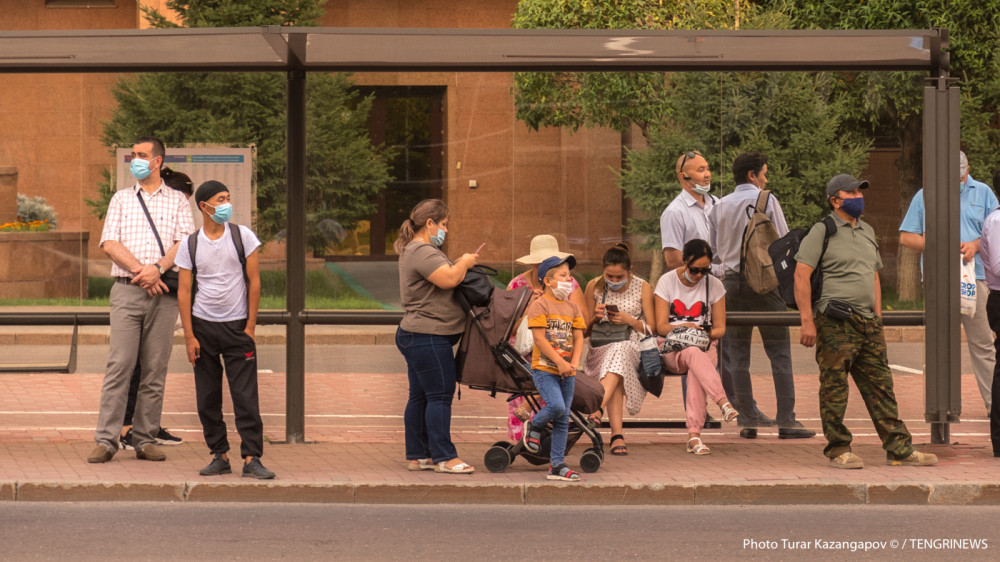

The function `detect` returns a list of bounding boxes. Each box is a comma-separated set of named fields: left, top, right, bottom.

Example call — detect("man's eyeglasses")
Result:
left=679, top=150, right=702, bottom=174
left=687, top=266, right=711, bottom=276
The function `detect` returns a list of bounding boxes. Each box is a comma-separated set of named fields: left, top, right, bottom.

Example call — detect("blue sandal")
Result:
left=547, top=464, right=580, bottom=482
left=522, top=421, right=542, bottom=454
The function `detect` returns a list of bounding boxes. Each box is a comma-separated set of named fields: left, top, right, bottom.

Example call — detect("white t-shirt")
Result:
left=175, top=223, right=261, bottom=322
left=653, top=270, right=726, bottom=327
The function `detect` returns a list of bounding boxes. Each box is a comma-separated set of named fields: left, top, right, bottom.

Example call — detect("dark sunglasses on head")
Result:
left=679, top=150, right=702, bottom=173
left=687, top=266, right=711, bottom=276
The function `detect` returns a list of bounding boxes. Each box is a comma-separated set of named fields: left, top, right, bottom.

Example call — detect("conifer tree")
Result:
left=91, top=0, right=391, bottom=254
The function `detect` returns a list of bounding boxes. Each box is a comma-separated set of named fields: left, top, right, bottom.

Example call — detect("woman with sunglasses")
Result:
left=653, top=239, right=737, bottom=455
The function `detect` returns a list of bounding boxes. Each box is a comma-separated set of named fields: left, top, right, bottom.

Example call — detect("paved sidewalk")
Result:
left=0, top=367, right=997, bottom=505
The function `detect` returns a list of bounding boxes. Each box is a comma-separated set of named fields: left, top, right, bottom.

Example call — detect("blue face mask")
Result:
left=683, top=270, right=696, bottom=284
left=841, top=197, right=865, bottom=219
left=605, top=276, right=627, bottom=291
left=130, top=157, right=152, bottom=180
left=430, top=223, right=446, bottom=247
left=205, top=202, right=233, bottom=224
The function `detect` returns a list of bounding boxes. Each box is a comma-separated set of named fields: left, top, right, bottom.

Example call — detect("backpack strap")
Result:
left=817, top=215, right=837, bottom=268
left=229, top=223, right=249, bottom=288
left=755, top=189, right=770, bottom=213
left=188, top=231, right=199, bottom=303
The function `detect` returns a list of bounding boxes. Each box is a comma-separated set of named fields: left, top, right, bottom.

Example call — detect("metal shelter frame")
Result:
left=0, top=26, right=959, bottom=443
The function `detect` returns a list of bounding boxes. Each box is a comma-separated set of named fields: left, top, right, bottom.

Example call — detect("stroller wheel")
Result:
left=484, top=445, right=513, bottom=473
left=580, top=449, right=602, bottom=473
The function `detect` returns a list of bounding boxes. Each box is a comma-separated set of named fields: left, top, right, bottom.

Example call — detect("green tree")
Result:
left=90, top=0, right=391, bottom=254
left=512, top=0, right=868, bottom=280
left=780, top=0, right=1000, bottom=301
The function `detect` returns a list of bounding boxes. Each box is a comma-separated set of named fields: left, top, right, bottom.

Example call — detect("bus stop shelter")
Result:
left=0, top=26, right=961, bottom=443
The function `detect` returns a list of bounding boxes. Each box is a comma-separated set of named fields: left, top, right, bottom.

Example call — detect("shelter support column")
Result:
left=922, top=76, right=961, bottom=444
left=285, top=68, right=307, bottom=443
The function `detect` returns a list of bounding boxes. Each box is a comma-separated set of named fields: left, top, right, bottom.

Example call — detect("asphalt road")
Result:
left=1, top=341, right=945, bottom=376
left=0, top=503, right=995, bottom=561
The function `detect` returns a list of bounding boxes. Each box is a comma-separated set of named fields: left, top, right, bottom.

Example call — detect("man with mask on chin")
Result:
left=795, top=174, right=937, bottom=469
left=660, top=150, right=719, bottom=414
left=899, top=151, right=998, bottom=417
left=88, top=137, right=195, bottom=464
left=660, top=150, right=718, bottom=273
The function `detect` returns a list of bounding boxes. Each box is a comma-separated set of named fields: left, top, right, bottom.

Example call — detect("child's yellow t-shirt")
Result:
left=525, top=294, right=587, bottom=375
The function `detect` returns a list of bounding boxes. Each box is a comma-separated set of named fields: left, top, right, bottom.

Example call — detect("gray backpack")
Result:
left=739, top=190, right=780, bottom=294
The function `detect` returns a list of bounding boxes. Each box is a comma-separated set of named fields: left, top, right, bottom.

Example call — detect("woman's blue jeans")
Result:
left=396, top=327, right=461, bottom=464
left=531, top=369, right=575, bottom=467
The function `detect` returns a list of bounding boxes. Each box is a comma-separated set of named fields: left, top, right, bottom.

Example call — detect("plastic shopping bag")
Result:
left=961, top=257, right=977, bottom=317
left=513, top=317, right=533, bottom=356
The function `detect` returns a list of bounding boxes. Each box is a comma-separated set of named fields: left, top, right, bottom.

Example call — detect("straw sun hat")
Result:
left=515, top=234, right=573, bottom=265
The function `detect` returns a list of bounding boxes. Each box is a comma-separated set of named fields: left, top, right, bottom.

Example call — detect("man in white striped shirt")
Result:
left=88, top=137, right=196, bottom=464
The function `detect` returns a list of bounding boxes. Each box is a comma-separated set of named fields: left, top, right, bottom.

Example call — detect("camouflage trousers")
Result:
left=815, top=312, right=913, bottom=461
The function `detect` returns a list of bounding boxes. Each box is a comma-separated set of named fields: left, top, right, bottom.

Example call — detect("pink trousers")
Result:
left=661, top=343, right=726, bottom=433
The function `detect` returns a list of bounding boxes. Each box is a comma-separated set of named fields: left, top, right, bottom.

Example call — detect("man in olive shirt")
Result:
left=794, top=174, right=937, bottom=469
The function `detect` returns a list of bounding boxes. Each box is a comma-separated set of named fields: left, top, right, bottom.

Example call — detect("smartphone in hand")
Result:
left=605, top=304, right=619, bottom=313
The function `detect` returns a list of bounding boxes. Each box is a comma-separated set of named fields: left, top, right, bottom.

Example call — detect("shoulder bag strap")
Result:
left=135, top=190, right=166, bottom=257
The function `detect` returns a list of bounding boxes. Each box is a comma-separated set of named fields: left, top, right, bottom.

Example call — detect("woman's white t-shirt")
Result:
left=653, top=271, right=725, bottom=327
left=175, top=223, right=261, bottom=322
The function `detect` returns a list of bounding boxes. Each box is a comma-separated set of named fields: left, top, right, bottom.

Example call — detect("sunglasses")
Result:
left=679, top=150, right=702, bottom=174
left=687, top=266, right=711, bottom=276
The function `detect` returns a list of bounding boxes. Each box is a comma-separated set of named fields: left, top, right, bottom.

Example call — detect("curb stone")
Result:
left=6, top=481, right=1000, bottom=505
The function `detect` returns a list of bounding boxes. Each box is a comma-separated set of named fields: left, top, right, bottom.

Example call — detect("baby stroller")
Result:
left=456, top=285, right=606, bottom=473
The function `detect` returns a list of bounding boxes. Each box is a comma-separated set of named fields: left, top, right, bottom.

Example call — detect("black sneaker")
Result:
left=242, top=457, right=276, bottom=479
left=199, top=454, right=232, bottom=476
left=155, top=427, right=183, bottom=446
left=119, top=428, right=134, bottom=450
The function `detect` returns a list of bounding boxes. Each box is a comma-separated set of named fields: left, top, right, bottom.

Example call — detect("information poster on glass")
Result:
left=116, top=147, right=255, bottom=229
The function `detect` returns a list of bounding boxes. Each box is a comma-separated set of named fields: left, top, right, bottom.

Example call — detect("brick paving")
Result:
left=1, top=354, right=998, bottom=504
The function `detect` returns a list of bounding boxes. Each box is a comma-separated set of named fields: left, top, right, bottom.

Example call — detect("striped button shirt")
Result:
left=99, top=183, right=196, bottom=279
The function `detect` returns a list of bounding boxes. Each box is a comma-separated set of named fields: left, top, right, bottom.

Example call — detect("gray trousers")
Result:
left=719, top=273, right=798, bottom=427
left=963, top=279, right=995, bottom=413
left=93, top=282, right=177, bottom=450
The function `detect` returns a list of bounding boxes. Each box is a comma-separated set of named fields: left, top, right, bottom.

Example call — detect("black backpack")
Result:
left=187, top=223, right=249, bottom=305
left=768, top=216, right=836, bottom=310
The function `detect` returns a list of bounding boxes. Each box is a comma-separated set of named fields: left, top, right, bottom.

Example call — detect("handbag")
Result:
left=457, top=264, right=497, bottom=308
left=589, top=286, right=631, bottom=347
left=135, top=191, right=179, bottom=294
left=638, top=322, right=663, bottom=397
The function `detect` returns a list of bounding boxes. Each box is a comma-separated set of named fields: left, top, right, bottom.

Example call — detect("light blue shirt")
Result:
left=899, top=174, right=999, bottom=280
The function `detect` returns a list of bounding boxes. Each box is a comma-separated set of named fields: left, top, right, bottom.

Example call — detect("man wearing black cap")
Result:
left=794, top=174, right=937, bottom=469
left=176, top=180, right=274, bottom=479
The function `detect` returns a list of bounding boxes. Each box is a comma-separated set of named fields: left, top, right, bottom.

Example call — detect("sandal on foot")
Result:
left=407, top=458, right=434, bottom=471
left=687, top=437, right=710, bottom=455
left=719, top=402, right=738, bottom=423
left=588, top=407, right=604, bottom=424
left=547, top=464, right=581, bottom=482
left=609, top=434, right=628, bottom=456
left=435, top=460, right=475, bottom=474
left=522, top=421, right=542, bottom=454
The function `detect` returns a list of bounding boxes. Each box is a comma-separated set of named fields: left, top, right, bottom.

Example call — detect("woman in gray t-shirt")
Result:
left=394, top=199, right=480, bottom=474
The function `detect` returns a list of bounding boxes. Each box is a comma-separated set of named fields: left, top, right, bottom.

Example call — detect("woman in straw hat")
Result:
left=505, top=235, right=588, bottom=441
